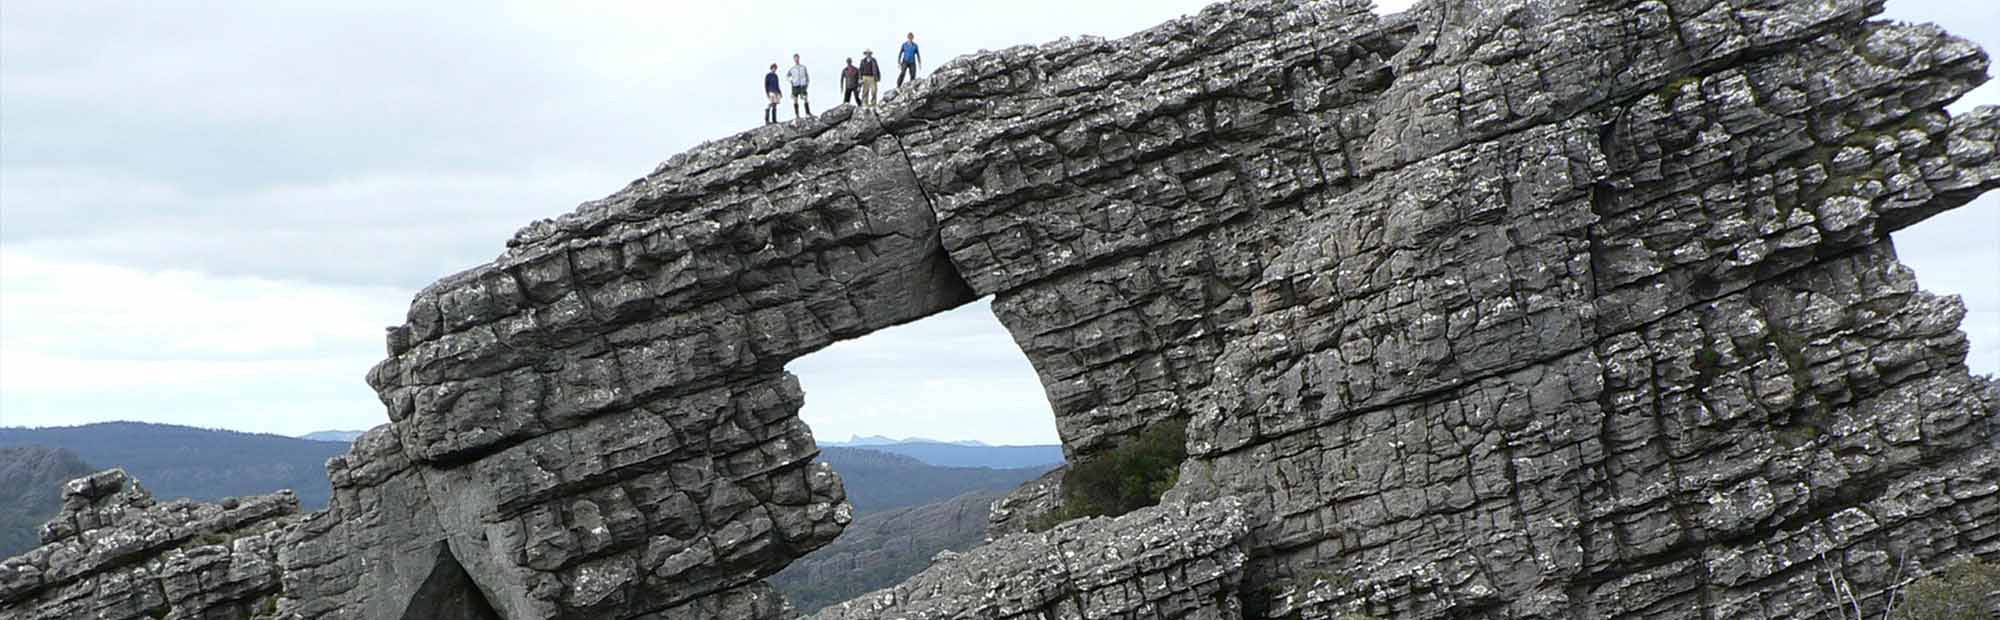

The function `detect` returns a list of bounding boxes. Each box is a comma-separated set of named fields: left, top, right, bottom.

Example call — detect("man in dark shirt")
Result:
left=841, top=58, right=861, bottom=106
left=764, top=64, right=782, bottom=124
left=858, top=50, right=881, bottom=107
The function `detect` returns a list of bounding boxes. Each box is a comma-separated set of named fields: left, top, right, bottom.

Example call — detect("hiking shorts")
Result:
left=767, top=91, right=782, bottom=104
left=791, top=85, right=808, bottom=99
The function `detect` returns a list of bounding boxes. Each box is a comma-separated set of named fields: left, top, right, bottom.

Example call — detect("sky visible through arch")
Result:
left=0, top=0, right=1993, bottom=446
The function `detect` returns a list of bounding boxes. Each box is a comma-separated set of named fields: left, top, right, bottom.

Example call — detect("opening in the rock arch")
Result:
left=773, top=295, right=1063, bottom=612
left=399, top=542, right=502, bottom=620
left=790, top=295, right=1059, bottom=447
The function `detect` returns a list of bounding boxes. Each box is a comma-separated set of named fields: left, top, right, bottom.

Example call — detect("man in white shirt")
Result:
left=787, top=54, right=812, bottom=119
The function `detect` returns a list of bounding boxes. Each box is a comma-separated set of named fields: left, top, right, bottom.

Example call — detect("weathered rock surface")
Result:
left=4, top=0, right=1999, bottom=618
left=0, top=470, right=298, bottom=620
left=811, top=498, right=1252, bottom=620
left=985, top=465, right=1066, bottom=540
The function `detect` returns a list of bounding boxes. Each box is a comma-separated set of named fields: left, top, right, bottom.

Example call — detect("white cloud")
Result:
left=1, top=166, right=613, bottom=287
left=0, top=249, right=402, bottom=432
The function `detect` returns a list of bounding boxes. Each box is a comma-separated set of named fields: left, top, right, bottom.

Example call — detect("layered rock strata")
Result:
left=812, top=498, right=1251, bottom=620
left=3, top=0, right=1998, bottom=618
left=0, top=470, right=298, bottom=620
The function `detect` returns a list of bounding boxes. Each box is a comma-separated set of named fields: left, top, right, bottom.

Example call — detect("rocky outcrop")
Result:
left=0, top=470, right=298, bottom=619
left=4, top=0, right=1999, bottom=618
left=986, top=465, right=1065, bottom=539
left=811, top=498, right=1252, bottom=620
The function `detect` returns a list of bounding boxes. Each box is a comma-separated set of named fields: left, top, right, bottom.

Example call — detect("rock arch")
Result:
left=4, top=0, right=1997, bottom=619
left=352, top=0, right=2000, bottom=616
left=360, top=110, right=982, bottom=618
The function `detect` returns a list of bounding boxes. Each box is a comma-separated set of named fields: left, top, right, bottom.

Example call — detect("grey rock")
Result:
left=984, top=465, right=1065, bottom=540
left=0, top=469, right=298, bottom=620
left=811, top=498, right=1251, bottom=620
left=5, top=0, right=1999, bottom=618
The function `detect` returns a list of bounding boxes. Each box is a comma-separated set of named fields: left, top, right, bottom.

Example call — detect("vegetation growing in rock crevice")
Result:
left=1892, top=558, right=1999, bottom=620
left=1029, top=419, right=1188, bottom=532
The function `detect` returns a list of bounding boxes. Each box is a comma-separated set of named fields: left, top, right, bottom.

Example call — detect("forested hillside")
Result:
left=760, top=447, right=1054, bottom=612
left=771, top=490, right=1004, bottom=614
left=0, top=446, right=97, bottom=558
left=816, top=446, right=1050, bottom=513
left=0, top=422, right=347, bottom=509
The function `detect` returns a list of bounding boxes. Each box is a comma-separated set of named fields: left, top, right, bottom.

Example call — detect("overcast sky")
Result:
left=1, top=1, right=1993, bottom=446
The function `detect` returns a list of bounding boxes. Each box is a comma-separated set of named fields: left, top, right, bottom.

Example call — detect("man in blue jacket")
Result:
left=897, top=33, right=922, bottom=88
left=764, top=63, right=782, bottom=124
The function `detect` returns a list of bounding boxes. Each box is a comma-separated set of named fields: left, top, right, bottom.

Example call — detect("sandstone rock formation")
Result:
left=986, top=466, right=1066, bottom=539
left=4, top=0, right=1999, bottom=618
left=812, top=498, right=1252, bottom=620
left=0, top=470, right=298, bottom=619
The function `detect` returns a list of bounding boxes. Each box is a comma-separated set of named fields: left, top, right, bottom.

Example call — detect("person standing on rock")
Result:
left=858, top=50, right=882, bottom=107
left=841, top=58, right=861, bottom=106
left=763, top=63, right=782, bottom=124
left=896, top=33, right=922, bottom=88
left=787, top=54, right=813, bottom=119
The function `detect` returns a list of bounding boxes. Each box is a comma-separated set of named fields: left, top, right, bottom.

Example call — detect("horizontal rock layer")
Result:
left=0, top=470, right=298, bottom=620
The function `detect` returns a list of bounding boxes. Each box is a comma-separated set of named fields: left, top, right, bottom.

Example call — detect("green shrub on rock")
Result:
left=1029, top=419, right=1187, bottom=532
left=1893, top=558, right=1999, bottom=620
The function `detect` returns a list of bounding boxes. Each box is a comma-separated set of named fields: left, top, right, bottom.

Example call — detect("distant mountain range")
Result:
left=815, top=447, right=1049, bottom=514
left=827, top=435, right=994, bottom=447
left=820, top=437, right=1065, bottom=469
left=298, top=430, right=366, bottom=443
left=0, top=422, right=1058, bottom=594
left=0, top=422, right=351, bottom=511
left=297, top=430, right=1069, bottom=469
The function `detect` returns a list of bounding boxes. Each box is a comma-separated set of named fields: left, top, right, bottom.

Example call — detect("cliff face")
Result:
left=4, top=0, right=1998, bottom=618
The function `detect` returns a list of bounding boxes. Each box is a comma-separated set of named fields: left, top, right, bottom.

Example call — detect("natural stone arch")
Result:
left=354, top=0, right=2000, bottom=617
left=361, top=105, right=982, bottom=618
left=11, top=2, right=1993, bottom=620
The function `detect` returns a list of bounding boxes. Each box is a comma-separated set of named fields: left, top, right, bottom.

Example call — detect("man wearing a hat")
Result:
left=858, top=50, right=882, bottom=107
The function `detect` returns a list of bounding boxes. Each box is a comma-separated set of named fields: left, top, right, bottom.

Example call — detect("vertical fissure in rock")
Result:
left=398, top=542, right=502, bottom=620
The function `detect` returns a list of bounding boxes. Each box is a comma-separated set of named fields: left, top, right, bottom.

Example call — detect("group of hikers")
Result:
left=765, top=32, right=924, bottom=124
